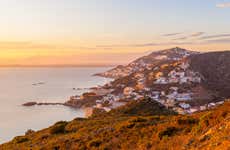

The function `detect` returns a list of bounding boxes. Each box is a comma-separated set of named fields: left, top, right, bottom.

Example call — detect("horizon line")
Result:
left=0, top=64, right=117, bottom=68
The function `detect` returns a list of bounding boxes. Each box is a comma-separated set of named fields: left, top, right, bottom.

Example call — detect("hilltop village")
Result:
left=65, top=48, right=226, bottom=115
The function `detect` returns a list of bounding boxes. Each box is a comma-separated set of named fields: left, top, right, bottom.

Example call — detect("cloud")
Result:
left=162, top=32, right=183, bottom=37
left=96, top=43, right=158, bottom=48
left=172, top=32, right=205, bottom=41
left=191, top=32, right=205, bottom=37
left=204, top=38, right=230, bottom=43
left=131, top=43, right=157, bottom=47
left=0, top=41, right=95, bottom=50
left=216, top=2, right=230, bottom=8
left=97, top=41, right=193, bottom=48
left=161, top=42, right=193, bottom=45
left=173, top=37, right=188, bottom=40
left=96, top=44, right=128, bottom=48
left=165, top=32, right=205, bottom=41
left=200, top=34, right=230, bottom=39
left=133, top=42, right=193, bottom=47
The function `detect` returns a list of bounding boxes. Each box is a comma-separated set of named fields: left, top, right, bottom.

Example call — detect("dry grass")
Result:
left=1, top=100, right=230, bottom=150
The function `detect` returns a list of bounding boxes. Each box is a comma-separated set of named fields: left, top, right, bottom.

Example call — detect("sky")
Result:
left=0, top=0, right=230, bottom=66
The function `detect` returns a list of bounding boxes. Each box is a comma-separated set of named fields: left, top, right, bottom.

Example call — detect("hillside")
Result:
left=1, top=98, right=230, bottom=150
left=95, top=47, right=198, bottom=78
left=78, top=48, right=230, bottom=115
left=189, top=51, right=230, bottom=99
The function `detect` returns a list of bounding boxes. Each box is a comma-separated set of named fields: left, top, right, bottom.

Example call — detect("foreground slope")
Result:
left=1, top=98, right=230, bottom=150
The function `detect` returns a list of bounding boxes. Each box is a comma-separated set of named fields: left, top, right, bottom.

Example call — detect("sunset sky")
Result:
left=0, top=0, right=230, bottom=66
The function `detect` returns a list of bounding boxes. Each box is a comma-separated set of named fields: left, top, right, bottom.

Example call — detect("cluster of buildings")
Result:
left=145, top=88, right=193, bottom=114
left=173, top=100, right=225, bottom=114
left=100, top=67, right=130, bottom=78
left=154, top=62, right=202, bottom=85
left=145, top=87, right=225, bottom=115
left=69, top=50, right=224, bottom=116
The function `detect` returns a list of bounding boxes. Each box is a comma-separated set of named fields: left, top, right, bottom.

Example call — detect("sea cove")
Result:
left=0, top=67, right=112, bottom=143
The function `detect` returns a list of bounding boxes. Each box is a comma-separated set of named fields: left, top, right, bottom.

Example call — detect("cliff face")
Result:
left=1, top=99, right=230, bottom=150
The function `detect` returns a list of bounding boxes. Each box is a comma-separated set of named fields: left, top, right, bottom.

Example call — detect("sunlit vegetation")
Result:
left=1, top=99, right=230, bottom=150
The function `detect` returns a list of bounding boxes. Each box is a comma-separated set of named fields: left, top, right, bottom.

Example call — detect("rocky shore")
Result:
left=22, top=102, right=64, bottom=107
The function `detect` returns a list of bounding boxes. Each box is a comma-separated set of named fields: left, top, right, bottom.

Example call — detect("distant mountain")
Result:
left=95, top=47, right=199, bottom=78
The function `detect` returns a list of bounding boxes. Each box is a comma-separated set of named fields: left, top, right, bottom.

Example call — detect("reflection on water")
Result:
left=0, top=67, right=112, bottom=143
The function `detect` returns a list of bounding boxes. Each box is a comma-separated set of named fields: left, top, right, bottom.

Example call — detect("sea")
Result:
left=0, top=67, right=112, bottom=144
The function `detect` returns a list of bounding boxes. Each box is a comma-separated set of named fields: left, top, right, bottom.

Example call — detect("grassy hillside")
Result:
left=1, top=98, right=230, bottom=150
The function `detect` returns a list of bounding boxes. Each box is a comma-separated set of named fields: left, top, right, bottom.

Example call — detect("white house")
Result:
left=188, top=108, right=199, bottom=114
left=166, top=91, right=178, bottom=99
left=175, top=93, right=192, bottom=101
left=179, top=103, right=191, bottom=109
left=154, top=77, right=168, bottom=84
left=169, top=77, right=179, bottom=83
left=200, top=105, right=207, bottom=111
left=123, top=87, right=135, bottom=96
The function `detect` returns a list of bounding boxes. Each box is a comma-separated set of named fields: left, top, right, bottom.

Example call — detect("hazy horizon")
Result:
left=0, top=0, right=230, bottom=66
left=0, top=47, right=229, bottom=67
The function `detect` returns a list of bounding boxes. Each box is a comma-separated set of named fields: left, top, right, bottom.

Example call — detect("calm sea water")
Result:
left=0, top=67, right=112, bottom=144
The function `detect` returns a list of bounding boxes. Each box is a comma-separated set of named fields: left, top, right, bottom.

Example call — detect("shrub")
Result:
left=50, top=121, right=68, bottom=134
left=13, top=136, right=29, bottom=143
left=121, top=122, right=135, bottom=129
left=192, top=112, right=212, bottom=133
left=116, top=120, right=136, bottom=131
left=40, top=134, right=49, bottom=140
left=91, top=108, right=107, bottom=117
left=177, top=117, right=198, bottom=125
left=148, top=116, right=161, bottom=121
left=109, top=97, right=177, bottom=117
left=128, top=117, right=147, bottom=123
left=158, top=127, right=178, bottom=139
left=88, top=139, right=102, bottom=148
left=53, top=145, right=60, bottom=150
left=73, top=118, right=87, bottom=121
left=25, top=129, right=35, bottom=135
left=221, top=111, right=228, bottom=118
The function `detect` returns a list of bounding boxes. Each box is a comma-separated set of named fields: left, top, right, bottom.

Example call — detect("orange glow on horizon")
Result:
left=0, top=40, right=230, bottom=66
